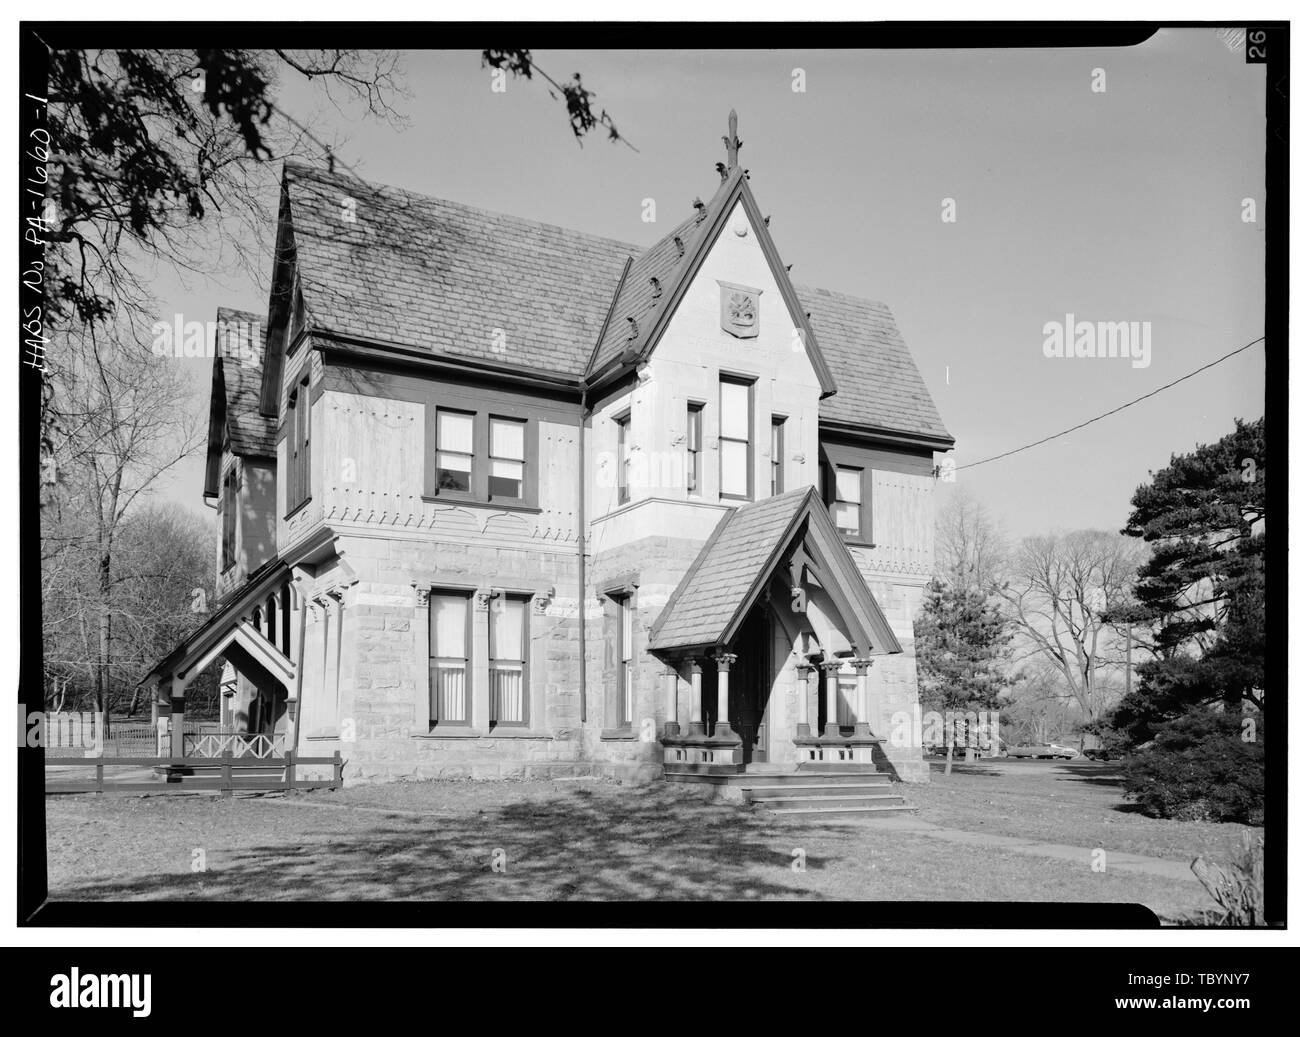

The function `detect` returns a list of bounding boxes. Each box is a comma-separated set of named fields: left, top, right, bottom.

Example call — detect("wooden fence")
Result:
left=44, top=751, right=344, bottom=796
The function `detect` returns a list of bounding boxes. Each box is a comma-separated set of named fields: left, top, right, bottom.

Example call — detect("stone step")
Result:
left=753, top=794, right=909, bottom=811
left=743, top=783, right=896, bottom=800
left=762, top=803, right=917, bottom=817
left=664, top=770, right=893, bottom=787
left=738, top=772, right=892, bottom=788
left=796, top=763, right=881, bottom=775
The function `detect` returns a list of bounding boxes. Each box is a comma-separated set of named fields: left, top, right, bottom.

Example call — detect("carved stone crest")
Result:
left=718, top=281, right=761, bottom=339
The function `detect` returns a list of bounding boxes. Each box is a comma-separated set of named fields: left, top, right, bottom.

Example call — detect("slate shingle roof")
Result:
left=650, top=488, right=811, bottom=651
left=798, top=286, right=951, bottom=441
left=215, top=307, right=275, bottom=457
left=282, top=162, right=950, bottom=443
left=284, top=162, right=632, bottom=375
left=585, top=183, right=726, bottom=378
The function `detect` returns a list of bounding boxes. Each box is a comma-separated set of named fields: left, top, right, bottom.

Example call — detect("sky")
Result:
left=154, top=31, right=1267, bottom=539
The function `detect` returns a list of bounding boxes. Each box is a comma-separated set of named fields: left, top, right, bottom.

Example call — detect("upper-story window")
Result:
left=425, top=402, right=539, bottom=509
left=832, top=464, right=866, bottom=540
left=614, top=410, right=631, bottom=505
left=719, top=375, right=753, bottom=501
left=285, top=374, right=311, bottom=516
left=435, top=409, right=475, bottom=493
left=488, top=418, right=526, bottom=501
left=686, top=402, right=703, bottom=497
left=220, top=469, right=237, bottom=572
left=771, top=416, right=786, bottom=496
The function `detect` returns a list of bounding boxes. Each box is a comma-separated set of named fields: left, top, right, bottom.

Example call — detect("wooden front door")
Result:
left=731, top=608, right=772, bottom=764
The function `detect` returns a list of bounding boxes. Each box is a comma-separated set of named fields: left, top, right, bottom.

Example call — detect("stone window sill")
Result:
left=600, top=728, right=639, bottom=741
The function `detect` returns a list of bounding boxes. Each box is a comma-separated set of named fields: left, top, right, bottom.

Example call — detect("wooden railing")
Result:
left=184, top=731, right=286, bottom=759
left=44, top=751, right=344, bottom=795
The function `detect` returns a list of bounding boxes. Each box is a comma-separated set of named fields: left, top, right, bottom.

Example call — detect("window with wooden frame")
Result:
left=424, top=401, right=540, bottom=508
left=488, top=417, right=526, bottom=502
left=220, top=469, right=237, bottom=572
left=771, top=416, right=786, bottom=496
left=434, top=409, right=475, bottom=494
left=489, top=594, right=529, bottom=727
left=614, top=410, right=631, bottom=505
left=832, top=464, right=865, bottom=540
left=428, top=590, right=472, bottom=728
left=686, top=402, right=703, bottom=496
left=286, top=373, right=311, bottom=515
left=718, top=375, right=753, bottom=500
left=614, top=593, right=634, bottom=728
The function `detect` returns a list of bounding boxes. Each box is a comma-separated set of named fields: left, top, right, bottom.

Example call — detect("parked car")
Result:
left=1005, top=743, right=1080, bottom=760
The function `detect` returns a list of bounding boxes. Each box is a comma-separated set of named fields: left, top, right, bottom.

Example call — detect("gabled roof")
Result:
left=584, top=207, right=702, bottom=379
left=204, top=308, right=275, bottom=495
left=585, top=170, right=838, bottom=398
left=267, top=161, right=950, bottom=445
left=648, top=486, right=902, bottom=656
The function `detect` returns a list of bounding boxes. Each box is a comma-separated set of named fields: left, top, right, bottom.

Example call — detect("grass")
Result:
left=43, top=759, right=1241, bottom=920
left=905, top=757, right=1255, bottom=861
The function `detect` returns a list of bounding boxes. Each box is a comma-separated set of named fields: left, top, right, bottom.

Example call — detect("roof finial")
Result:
left=722, top=109, right=741, bottom=169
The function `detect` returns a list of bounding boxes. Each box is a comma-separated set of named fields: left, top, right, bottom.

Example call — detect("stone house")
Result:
left=143, top=114, right=954, bottom=794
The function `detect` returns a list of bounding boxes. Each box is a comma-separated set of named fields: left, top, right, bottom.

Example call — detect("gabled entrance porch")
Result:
left=648, top=487, right=913, bottom=809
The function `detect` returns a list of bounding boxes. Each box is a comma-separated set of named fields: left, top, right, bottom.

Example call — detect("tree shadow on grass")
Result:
left=51, top=784, right=855, bottom=902
left=925, top=761, right=1005, bottom=779
left=1056, top=762, right=1127, bottom=789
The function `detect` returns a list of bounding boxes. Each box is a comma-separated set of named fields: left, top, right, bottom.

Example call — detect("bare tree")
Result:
left=934, top=485, right=1009, bottom=593
left=40, top=325, right=204, bottom=733
left=1000, top=530, right=1146, bottom=749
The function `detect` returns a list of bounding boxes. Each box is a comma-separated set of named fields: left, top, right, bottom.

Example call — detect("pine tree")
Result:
left=1112, top=418, right=1265, bottom=744
left=914, top=575, right=1017, bottom=772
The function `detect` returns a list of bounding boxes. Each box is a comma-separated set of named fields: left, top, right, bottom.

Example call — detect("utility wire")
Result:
left=955, top=336, right=1265, bottom=472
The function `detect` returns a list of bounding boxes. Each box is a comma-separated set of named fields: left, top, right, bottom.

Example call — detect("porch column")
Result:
left=851, top=656, right=873, bottom=738
left=820, top=658, right=842, bottom=739
left=663, top=665, right=681, bottom=737
left=714, top=652, right=738, bottom=741
left=795, top=660, right=817, bottom=738
left=687, top=657, right=704, bottom=737
left=171, top=695, right=186, bottom=758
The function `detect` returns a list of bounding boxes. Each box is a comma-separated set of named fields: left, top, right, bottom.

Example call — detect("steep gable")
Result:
left=204, top=308, right=275, bottom=496
left=585, top=170, right=838, bottom=398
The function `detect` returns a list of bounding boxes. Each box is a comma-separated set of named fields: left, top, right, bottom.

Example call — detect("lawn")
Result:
left=43, top=758, right=1251, bottom=921
left=904, top=757, right=1255, bottom=861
